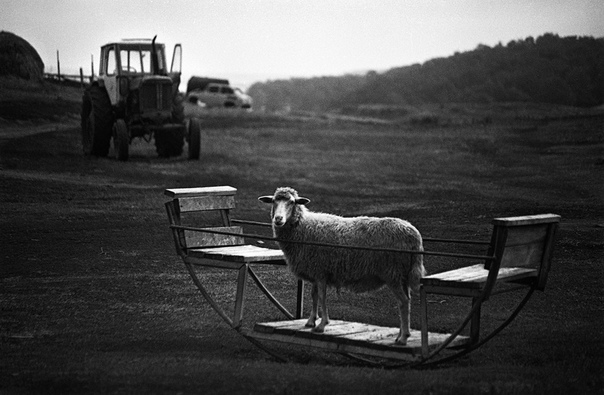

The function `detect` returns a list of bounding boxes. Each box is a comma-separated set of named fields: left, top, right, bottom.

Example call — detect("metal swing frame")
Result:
left=164, top=186, right=560, bottom=367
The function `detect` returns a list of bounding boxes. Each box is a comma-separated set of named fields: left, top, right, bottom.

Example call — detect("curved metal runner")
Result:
left=334, top=282, right=538, bottom=368
left=177, top=224, right=541, bottom=367
left=414, top=287, right=536, bottom=368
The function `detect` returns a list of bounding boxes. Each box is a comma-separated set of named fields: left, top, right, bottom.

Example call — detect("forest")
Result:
left=247, top=34, right=604, bottom=112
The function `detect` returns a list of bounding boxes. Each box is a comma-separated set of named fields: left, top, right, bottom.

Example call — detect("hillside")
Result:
left=248, top=34, right=604, bottom=112
left=0, top=76, right=82, bottom=123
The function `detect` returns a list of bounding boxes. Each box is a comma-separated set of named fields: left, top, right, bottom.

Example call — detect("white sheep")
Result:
left=259, top=187, right=425, bottom=345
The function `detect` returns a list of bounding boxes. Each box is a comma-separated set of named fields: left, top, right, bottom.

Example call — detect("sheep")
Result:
left=258, top=187, right=425, bottom=345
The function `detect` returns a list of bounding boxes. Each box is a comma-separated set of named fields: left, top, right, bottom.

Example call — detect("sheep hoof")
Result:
left=304, top=321, right=315, bottom=328
left=311, top=326, right=325, bottom=333
left=395, top=333, right=410, bottom=346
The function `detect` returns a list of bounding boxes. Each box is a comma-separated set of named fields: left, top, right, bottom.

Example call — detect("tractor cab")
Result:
left=97, top=37, right=182, bottom=122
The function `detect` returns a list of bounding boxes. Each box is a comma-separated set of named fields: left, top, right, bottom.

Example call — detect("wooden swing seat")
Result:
left=188, top=245, right=285, bottom=265
left=247, top=319, right=469, bottom=361
left=422, top=264, right=537, bottom=290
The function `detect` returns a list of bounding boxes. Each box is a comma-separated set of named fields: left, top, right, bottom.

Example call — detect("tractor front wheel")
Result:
left=113, top=119, right=129, bottom=161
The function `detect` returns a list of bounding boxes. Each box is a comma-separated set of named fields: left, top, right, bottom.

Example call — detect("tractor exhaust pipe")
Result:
left=151, top=35, right=163, bottom=75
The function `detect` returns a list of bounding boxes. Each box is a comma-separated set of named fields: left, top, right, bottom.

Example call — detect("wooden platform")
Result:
left=246, top=319, right=470, bottom=361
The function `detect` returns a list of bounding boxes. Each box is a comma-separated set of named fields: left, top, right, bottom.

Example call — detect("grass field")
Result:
left=1, top=82, right=603, bottom=394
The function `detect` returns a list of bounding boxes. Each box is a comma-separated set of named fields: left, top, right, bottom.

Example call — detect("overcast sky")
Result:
left=2, top=0, right=603, bottom=89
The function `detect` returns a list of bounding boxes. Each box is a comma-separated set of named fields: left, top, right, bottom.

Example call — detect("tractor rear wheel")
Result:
left=113, top=119, right=129, bottom=161
left=187, top=118, right=201, bottom=160
left=81, top=85, right=113, bottom=157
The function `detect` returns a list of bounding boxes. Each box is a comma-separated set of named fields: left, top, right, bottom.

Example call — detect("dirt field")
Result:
left=1, top=81, right=603, bottom=394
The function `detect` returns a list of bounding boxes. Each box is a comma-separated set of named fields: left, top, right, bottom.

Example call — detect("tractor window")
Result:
left=140, top=50, right=151, bottom=73
left=209, top=86, right=219, bottom=93
left=106, top=48, right=117, bottom=76
left=117, top=49, right=152, bottom=74
left=119, top=50, right=142, bottom=73
left=155, top=51, right=165, bottom=74
left=221, top=87, right=234, bottom=94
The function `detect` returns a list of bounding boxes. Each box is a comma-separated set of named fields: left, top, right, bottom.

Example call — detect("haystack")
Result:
left=0, top=31, right=44, bottom=81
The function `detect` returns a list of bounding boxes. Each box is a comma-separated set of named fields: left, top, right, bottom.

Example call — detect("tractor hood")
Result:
left=129, top=74, right=174, bottom=91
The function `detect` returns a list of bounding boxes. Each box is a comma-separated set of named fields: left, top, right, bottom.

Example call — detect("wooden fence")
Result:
left=44, top=68, right=92, bottom=88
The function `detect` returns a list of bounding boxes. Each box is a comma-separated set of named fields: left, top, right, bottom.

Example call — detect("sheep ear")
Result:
left=258, top=196, right=274, bottom=203
left=296, top=197, right=310, bottom=205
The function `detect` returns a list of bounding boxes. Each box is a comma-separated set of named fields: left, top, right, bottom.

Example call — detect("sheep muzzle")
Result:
left=272, top=200, right=291, bottom=227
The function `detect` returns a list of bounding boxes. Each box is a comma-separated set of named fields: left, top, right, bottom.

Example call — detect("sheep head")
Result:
left=258, top=187, right=310, bottom=228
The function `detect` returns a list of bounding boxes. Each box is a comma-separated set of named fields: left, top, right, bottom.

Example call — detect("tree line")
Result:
left=248, top=34, right=603, bottom=112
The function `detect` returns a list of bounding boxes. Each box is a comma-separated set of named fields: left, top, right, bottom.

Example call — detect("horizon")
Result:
left=2, top=0, right=603, bottom=91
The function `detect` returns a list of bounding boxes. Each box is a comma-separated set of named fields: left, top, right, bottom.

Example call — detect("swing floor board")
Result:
left=246, top=319, right=470, bottom=361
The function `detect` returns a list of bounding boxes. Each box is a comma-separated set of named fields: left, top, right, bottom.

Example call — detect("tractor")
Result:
left=81, top=36, right=201, bottom=161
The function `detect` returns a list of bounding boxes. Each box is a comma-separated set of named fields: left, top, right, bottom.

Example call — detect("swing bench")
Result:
left=164, top=186, right=560, bottom=366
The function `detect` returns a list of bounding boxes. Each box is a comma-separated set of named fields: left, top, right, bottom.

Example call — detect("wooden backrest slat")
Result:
left=492, top=214, right=560, bottom=227
left=178, top=195, right=236, bottom=212
left=165, top=186, right=244, bottom=252
left=485, top=214, right=560, bottom=293
left=499, top=224, right=548, bottom=268
left=164, top=186, right=236, bottom=199
left=185, top=226, right=245, bottom=248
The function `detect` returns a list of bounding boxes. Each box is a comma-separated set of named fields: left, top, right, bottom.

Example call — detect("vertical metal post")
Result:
left=295, top=280, right=304, bottom=319
left=233, top=264, right=248, bottom=328
left=90, top=54, right=95, bottom=81
left=470, top=297, right=482, bottom=344
left=56, top=50, right=61, bottom=81
left=420, top=285, right=429, bottom=357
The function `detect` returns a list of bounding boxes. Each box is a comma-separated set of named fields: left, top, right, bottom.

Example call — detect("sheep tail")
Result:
left=408, top=246, right=426, bottom=294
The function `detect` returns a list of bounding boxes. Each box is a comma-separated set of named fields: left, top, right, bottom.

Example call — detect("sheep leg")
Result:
left=305, top=282, right=319, bottom=328
left=388, top=283, right=411, bottom=345
left=312, top=280, right=329, bottom=333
